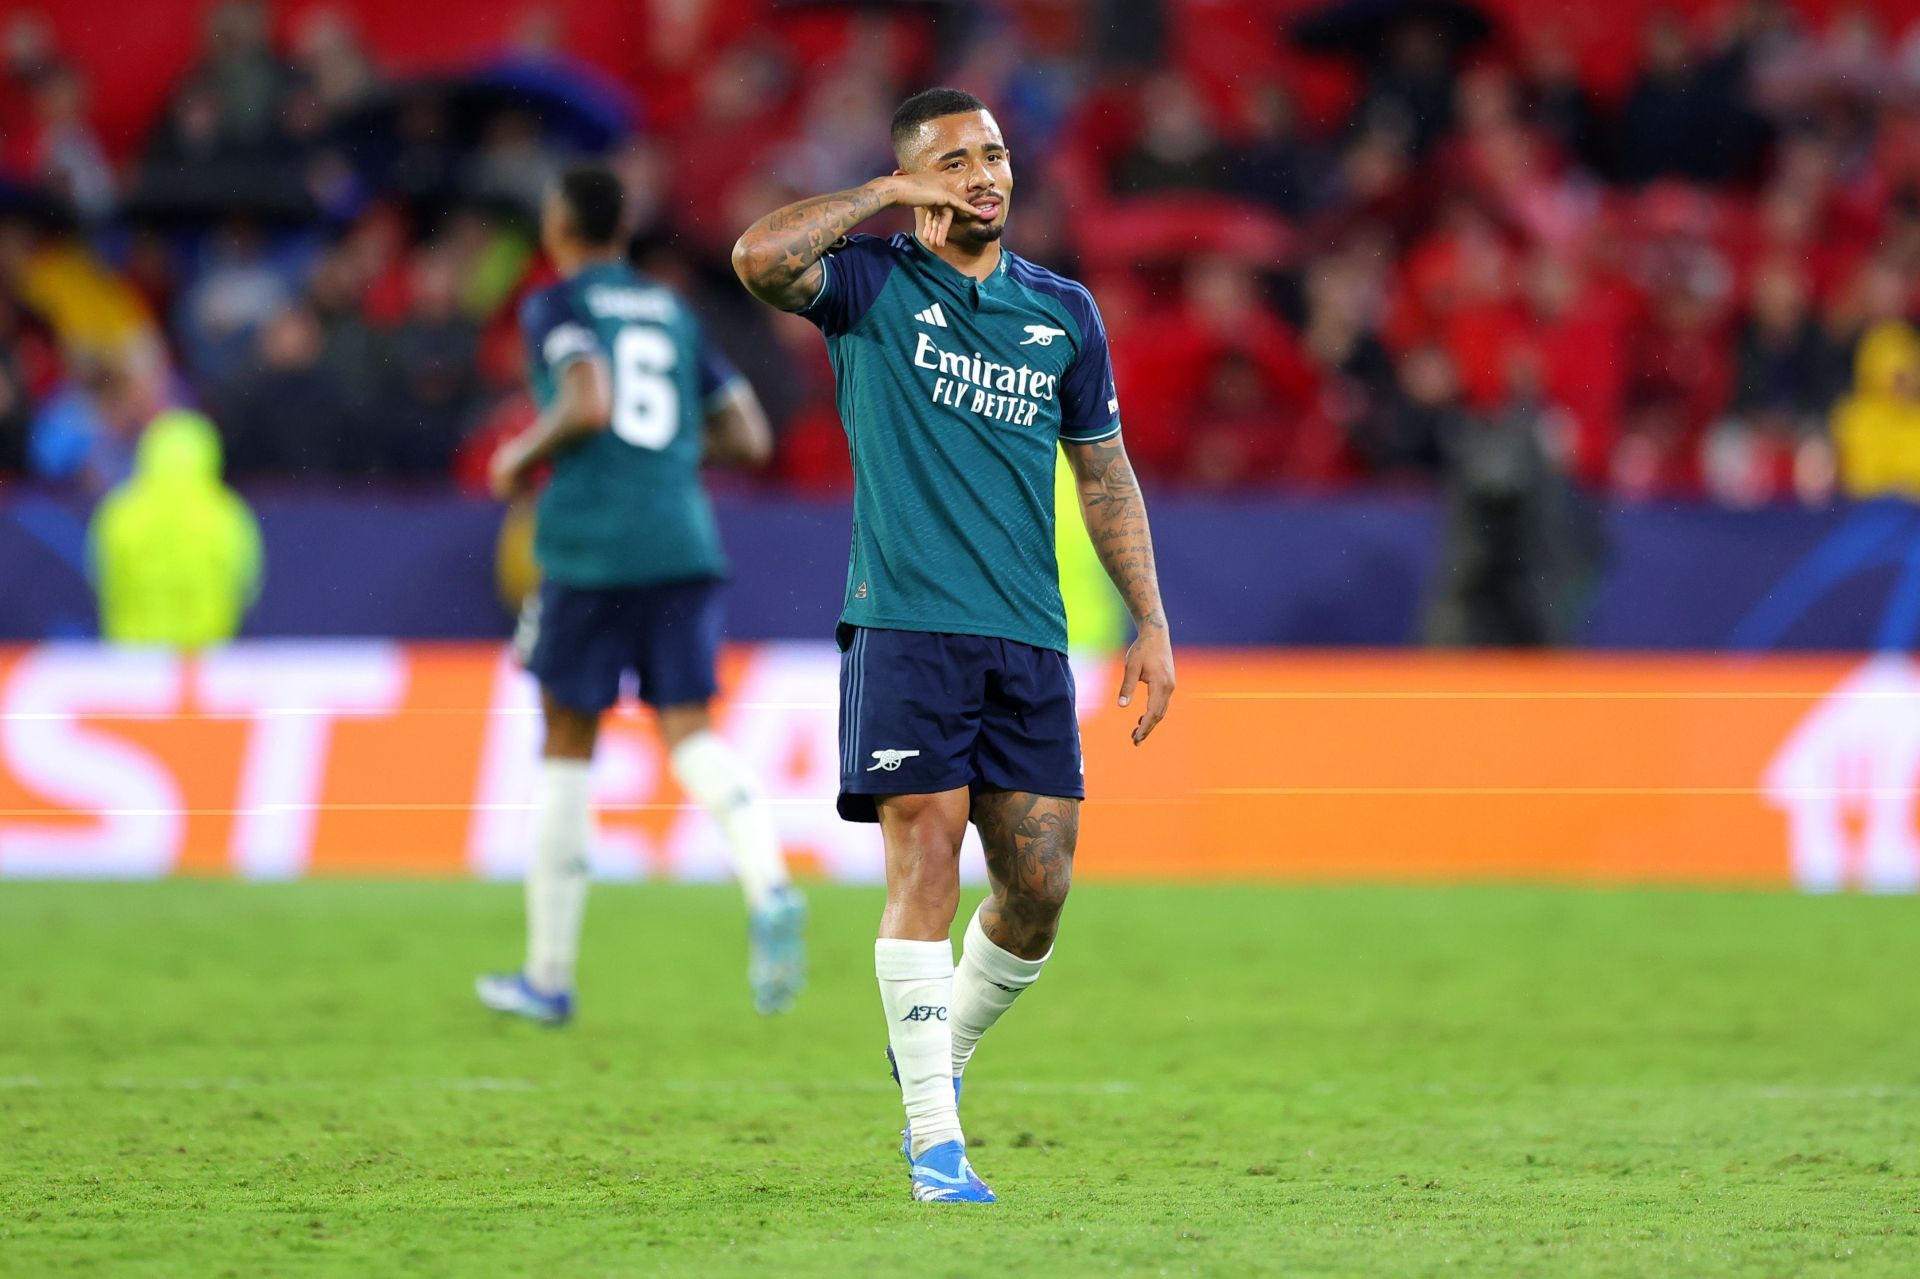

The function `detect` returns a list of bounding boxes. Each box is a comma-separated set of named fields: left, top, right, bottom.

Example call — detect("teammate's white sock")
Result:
left=876, top=937, right=963, bottom=1157
left=951, top=904, right=1050, bottom=1077
left=670, top=730, right=791, bottom=912
left=525, top=759, right=592, bottom=996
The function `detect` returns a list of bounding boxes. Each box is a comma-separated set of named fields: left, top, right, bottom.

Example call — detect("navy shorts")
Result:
left=518, top=577, right=723, bottom=714
left=836, top=623, right=1084, bottom=823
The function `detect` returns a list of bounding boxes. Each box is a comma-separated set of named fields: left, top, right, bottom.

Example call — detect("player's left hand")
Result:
left=1118, top=623, right=1175, bottom=745
left=488, top=442, right=529, bottom=501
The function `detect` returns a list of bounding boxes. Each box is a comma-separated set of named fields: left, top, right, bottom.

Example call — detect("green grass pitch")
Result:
left=4, top=880, right=1919, bottom=1276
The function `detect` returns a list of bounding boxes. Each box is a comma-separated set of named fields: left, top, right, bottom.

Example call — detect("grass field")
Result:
left=4, top=881, right=1920, bottom=1277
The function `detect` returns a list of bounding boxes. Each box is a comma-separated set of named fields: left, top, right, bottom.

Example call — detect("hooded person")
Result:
left=88, top=409, right=262, bottom=648
left=1833, top=321, right=1920, bottom=500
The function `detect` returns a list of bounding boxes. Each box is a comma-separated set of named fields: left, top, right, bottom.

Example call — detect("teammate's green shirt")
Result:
left=521, top=261, right=741, bottom=588
left=799, top=233, right=1123, bottom=653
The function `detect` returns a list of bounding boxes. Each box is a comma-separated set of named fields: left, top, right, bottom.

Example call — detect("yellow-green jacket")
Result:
left=89, top=411, right=262, bottom=648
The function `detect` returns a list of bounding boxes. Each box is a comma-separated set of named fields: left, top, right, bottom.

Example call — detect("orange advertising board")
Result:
left=0, top=643, right=1904, bottom=889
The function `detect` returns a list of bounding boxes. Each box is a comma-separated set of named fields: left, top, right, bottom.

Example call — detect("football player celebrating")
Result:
left=732, top=89, right=1175, bottom=1202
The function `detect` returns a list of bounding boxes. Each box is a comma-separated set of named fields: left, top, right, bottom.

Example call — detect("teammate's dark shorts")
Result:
left=836, top=623, right=1083, bottom=822
left=518, top=577, right=723, bottom=714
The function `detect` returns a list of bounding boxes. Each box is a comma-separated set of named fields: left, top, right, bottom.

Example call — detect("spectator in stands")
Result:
left=174, top=220, right=296, bottom=386
left=1427, top=348, right=1599, bottom=647
left=1299, top=250, right=1397, bottom=473
left=1702, top=260, right=1837, bottom=506
left=1311, top=121, right=1419, bottom=243
left=1355, top=15, right=1464, bottom=157
left=141, top=75, right=234, bottom=187
left=189, top=0, right=287, bottom=155
left=383, top=250, right=479, bottom=477
left=1520, top=250, right=1627, bottom=487
left=1360, top=344, right=1460, bottom=479
left=1233, top=84, right=1315, bottom=218
left=290, top=8, right=377, bottom=120
left=0, top=341, right=28, bottom=474
left=1186, top=352, right=1295, bottom=488
left=28, top=336, right=175, bottom=494
left=1115, top=254, right=1313, bottom=482
left=0, top=288, right=56, bottom=476
left=1833, top=315, right=1920, bottom=500
left=1619, top=9, right=1773, bottom=186
left=1617, top=15, right=1722, bottom=185
left=782, top=66, right=897, bottom=197
left=119, top=228, right=181, bottom=347
left=6, top=63, right=113, bottom=221
left=1616, top=268, right=1733, bottom=498
left=1522, top=27, right=1607, bottom=176
left=278, top=76, right=363, bottom=224
left=1113, top=73, right=1234, bottom=195
left=218, top=303, right=362, bottom=476
left=306, top=242, right=385, bottom=417
left=88, top=408, right=261, bottom=649
left=382, top=90, right=459, bottom=228
left=1, top=10, right=54, bottom=84
left=464, top=110, right=565, bottom=222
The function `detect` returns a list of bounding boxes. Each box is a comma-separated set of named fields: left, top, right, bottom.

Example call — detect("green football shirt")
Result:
left=800, top=233, right=1123, bottom=653
left=521, top=261, right=740, bottom=588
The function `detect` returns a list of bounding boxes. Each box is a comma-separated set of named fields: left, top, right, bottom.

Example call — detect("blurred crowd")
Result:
left=10, top=0, right=1920, bottom=513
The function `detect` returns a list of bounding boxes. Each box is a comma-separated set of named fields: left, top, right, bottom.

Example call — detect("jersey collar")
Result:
left=907, top=235, right=1008, bottom=303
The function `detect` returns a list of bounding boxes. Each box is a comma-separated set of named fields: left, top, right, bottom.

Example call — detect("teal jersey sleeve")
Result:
left=1004, top=258, right=1122, bottom=443
left=797, top=235, right=902, bottom=337
left=520, top=284, right=598, bottom=408
left=697, top=337, right=743, bottom=404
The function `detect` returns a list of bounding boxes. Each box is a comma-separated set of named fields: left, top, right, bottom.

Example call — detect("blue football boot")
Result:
left=474, top=971, right=573, bottom=1026
left=908, top=1140, right=996, bottom=1203
left=748, top=885, right=808, bottom=1015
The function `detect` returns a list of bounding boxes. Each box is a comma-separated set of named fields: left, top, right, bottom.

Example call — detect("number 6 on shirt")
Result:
left=610, top=326, right=680, bottom=449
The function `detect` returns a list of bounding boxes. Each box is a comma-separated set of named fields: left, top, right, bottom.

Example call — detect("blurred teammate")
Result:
left=478, top=166, right=806, bottom=1024
left=732, top=88, right=1175, bottom=1202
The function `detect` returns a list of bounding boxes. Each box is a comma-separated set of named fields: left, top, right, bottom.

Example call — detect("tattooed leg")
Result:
left=947, top=788, right=1076, bottom=1078
left=969, top=788, right=1078, bottom=959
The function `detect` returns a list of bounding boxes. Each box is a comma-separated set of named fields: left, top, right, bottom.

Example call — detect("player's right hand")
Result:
left=488, top=442, right=529, bottom=502
left=878, top=174, right=980, bottom=248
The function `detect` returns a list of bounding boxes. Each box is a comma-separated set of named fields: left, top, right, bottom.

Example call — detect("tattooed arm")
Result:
left=1064, top=435, right=1175, bottom=744
left=730, top=175, right=978, bottom=311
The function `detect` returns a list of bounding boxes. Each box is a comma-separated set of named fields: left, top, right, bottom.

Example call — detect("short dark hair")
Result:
left=555, top=165, right=625, bottom=246
left=890, top=87, right=989, bottom=159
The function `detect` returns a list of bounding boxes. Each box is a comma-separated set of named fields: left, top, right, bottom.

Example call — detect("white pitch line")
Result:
left=657, top=1079, right=1139, bottom=1096
left=5, top=1077, right=1913, bottom=1102
left=0, top=1076, right=1138, bottom=1096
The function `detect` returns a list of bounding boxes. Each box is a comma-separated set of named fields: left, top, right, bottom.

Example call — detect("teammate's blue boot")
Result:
left=475, top=972, right=573, bottom=1026
left=748, top=885, right=808, bottom=1015
left=887, top=1046, right=963, bottom=1163
left=908, top=1140, right=996, bottom=1203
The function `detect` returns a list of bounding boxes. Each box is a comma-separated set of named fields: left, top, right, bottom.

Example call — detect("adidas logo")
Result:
left=914, top=303, right=949, bottom=328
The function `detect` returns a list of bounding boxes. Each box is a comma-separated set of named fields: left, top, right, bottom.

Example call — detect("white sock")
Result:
left=525, top=759, right=592, bottom=995
left=670, top=730, right=791, bottom=911
left=951, top=904, right=1050, bottom=1077
left=876, top=938, right=963, bottom=1157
